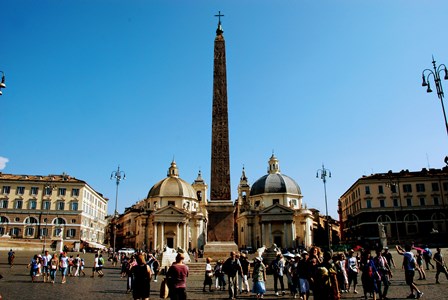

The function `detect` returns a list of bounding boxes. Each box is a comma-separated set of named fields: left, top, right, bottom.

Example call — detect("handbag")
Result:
left=160, top=278, right=169, bottom=299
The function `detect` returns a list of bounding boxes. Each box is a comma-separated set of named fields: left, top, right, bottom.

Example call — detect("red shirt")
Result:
left=167, top=263, right=189, bottom=289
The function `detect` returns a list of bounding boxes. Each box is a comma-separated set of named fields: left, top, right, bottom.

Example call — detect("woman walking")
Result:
left=167, top=253, right=189, bottom=300
left=131, top=254, right=152, bottom=300
left=202, top=257, right=213, bottom=292
left=252, top=256, right=267, bottom=299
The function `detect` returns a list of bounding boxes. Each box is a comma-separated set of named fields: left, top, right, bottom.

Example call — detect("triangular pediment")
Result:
left=153, top=205, right=186, bottom=216
left=259, top=203, right=294, bottom=215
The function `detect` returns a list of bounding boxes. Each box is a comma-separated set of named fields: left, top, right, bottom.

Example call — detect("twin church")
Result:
left=115, top=15, right=316, bottom=253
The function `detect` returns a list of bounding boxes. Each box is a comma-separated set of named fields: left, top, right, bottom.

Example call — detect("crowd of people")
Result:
left=6, top=243, right=447, bottom=300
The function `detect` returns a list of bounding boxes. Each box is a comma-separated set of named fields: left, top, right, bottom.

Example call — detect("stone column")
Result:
left=176, top=223, right=180, bottom=249
left=283, top=222, right=288, bottom=248
left=161, top=222, right=165, bottom=247
left=261, top=223, right=265, bottom=246
left=268, top=223, right=272, bottom=245
left=154, top=222, right=158, bottom=250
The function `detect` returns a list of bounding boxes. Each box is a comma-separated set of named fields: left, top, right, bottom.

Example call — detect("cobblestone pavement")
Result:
left=1, top=250, right=448, bottom=299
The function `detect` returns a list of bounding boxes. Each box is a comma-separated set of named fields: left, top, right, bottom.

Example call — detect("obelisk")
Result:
left=204, top=11, right=238, bottom=257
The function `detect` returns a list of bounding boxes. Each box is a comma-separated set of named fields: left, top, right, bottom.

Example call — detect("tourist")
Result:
left=297, top=252, right=311, bottom=300
left=336, top=253, right=348, bottom=294
left=251, top=256, right=266, bottom=299
left=396, top=244, right=423, bottom=299
left=42, top=250, right=52, bottom=283
left=7, top=249, right=15, bottom=268
left=374, top=248, right=392, bottom=300
left=98, top=254, right=105, bottom=276
left=202, top=257, right=213, bottom=292
left=239, top=253, right=250, bottom=294
left=270, top=253, right=286, bottom=296
left=59, top=251, right=69, bottom=284
left=91, top=253, right=103, bottom=278
left=223, top=251, right=243, bottom=300
left=147, top=254, right=160, bottom=282
left=433, top=247, right=448, bottom=284
left=214, top=260, right=226, bottom=290
left=347, top=249, right=359, bottom=294
left=73, top=254, right=81, bottom=277
left=166, top=253, right=189, bottom=300
left=131, top=254, right=152, bottom=300
left=126, top=255, right=137, bottom=293
left=360, top=250, right=379, bottom=300
left=415, top=250, right=426, bottom=280
left=422, top=245, right=434, bottom=270
left=382, top=247, right=396, bottom=269
left=49, top=253, right=59, bottom=283
left=28, top=254, right=40, bottom=283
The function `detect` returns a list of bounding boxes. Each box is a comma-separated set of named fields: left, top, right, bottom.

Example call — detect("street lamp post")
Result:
left=421, top=56, right=448, bottom=136
left=110, top=166, right=125, bottom=257
left=385, top=171, right=401, bottom=244
left=42, top=183, right=57, bottom=253
left=316, top=164, right=331, bottom=251
left=0, top=71, right=6, bottom=96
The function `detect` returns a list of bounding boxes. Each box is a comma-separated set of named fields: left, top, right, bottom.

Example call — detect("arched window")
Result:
left=24, top=217, right=38, bottom=224
left=53, top=217, right=66, bottom=225
left=0, top=216, right=9, bottom=223
left=431, top=212, right=446, bottom=233
left=404, top=214, right=419, bottom=235
left=376, top=215, right=393, bottom=237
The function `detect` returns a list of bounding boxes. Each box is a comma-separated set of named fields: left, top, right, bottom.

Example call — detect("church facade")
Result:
left=235, top=154, right=314, bottom=250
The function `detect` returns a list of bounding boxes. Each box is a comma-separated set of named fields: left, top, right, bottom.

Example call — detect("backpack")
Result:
left=99, top=257, right=104, bottom=265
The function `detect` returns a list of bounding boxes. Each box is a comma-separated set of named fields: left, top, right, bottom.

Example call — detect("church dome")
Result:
left=250, top=155, right=302, bottom=196
left=147, top=161, right=197, bottom=199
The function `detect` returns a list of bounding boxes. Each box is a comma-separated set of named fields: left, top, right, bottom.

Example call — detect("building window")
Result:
left=29, top=200, right=37, bottom=209
left=393, top=198, right=399, bottom=207
left=58, top=188, right=66, bottom=196
left=434, top=197, right=439, bottom=205
left=365, top=186, right=371, bottom=195
left=25, top=227, right=35, bottom=237
left=443, top=182, right=448, bottom=191
left=0, top=216, right=8, bottom=223
left=419, top=198, right=426, bottom=206
left=71, top=202, right=78, bottom=211
left=16, top=186, right=25, bottom=195
left=168, top=201, right=175, bottom=206
left=431, top=212, right=446, bottom=232
left=255, top=200, right=260, bottom=208
left=2, top=186, right=10, bottom=194
left=15, top=200, right=23, bottom=209
left=380, top=199, right=385, bottom=208
left=406, top=198, right=412, bottom=207
left=71, top=189, right=79, bottom=197
left=416, top=183, right=425, bottom=193
left=40, top=228, right=49, bottom=237
left=273, top=199, right=280, bottom=205
left=432, top=182, right=440, bottom=192
left=30, top=187, right=39, bottom=196
left=57, top=201, right=65, bottom=210
left=67, top=229, right=76, bottom=238
left=0, top=200, right=8, bottom=208
left=403, top=184, right=412, bottom=193
left=404, top=214, right=419, bottom=235
left=14, top=217, right=20, bottom=222
left=10, top=228, right=20, bottom=237
left=378, top=185, right=384, bottom=194
left=366, top=200, right=372, bottom=208
left=0, top=227, right=4, bottom=235
left=43, top=201, right=51, bottom=210
left=391, top=185, right=397, bottom=193
left=44, top=187, right=53, bottom=196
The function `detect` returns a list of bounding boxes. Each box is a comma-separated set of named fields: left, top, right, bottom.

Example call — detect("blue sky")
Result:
left=1, top=1, right=447, bottom=219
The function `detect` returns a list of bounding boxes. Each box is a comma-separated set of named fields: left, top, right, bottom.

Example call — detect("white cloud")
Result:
left=0, top=157, right=9, bottom=170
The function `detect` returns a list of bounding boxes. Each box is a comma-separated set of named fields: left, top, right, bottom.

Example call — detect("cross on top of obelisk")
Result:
left=214, top=11, right=224, bottom=23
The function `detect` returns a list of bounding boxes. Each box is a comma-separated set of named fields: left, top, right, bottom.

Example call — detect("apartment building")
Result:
left=338, top=168, right=448, bottom=246
left=0, top=173, right=108, bottom=250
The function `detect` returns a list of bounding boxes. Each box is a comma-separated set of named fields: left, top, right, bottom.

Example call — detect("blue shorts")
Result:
left=30, top=268, right=39, bottom=277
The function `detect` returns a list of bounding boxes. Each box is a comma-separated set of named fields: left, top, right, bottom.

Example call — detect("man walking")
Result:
left=396, top=245, right=423, bottom=299
left=223, top=251, right=243, bottom=300
left=433, top=248, right=448, bottom=284
left=271, top=253, right=286, bottom=296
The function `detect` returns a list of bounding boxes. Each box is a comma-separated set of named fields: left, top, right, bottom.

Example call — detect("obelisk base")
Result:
left=204, top=201, right=238, bottom=260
